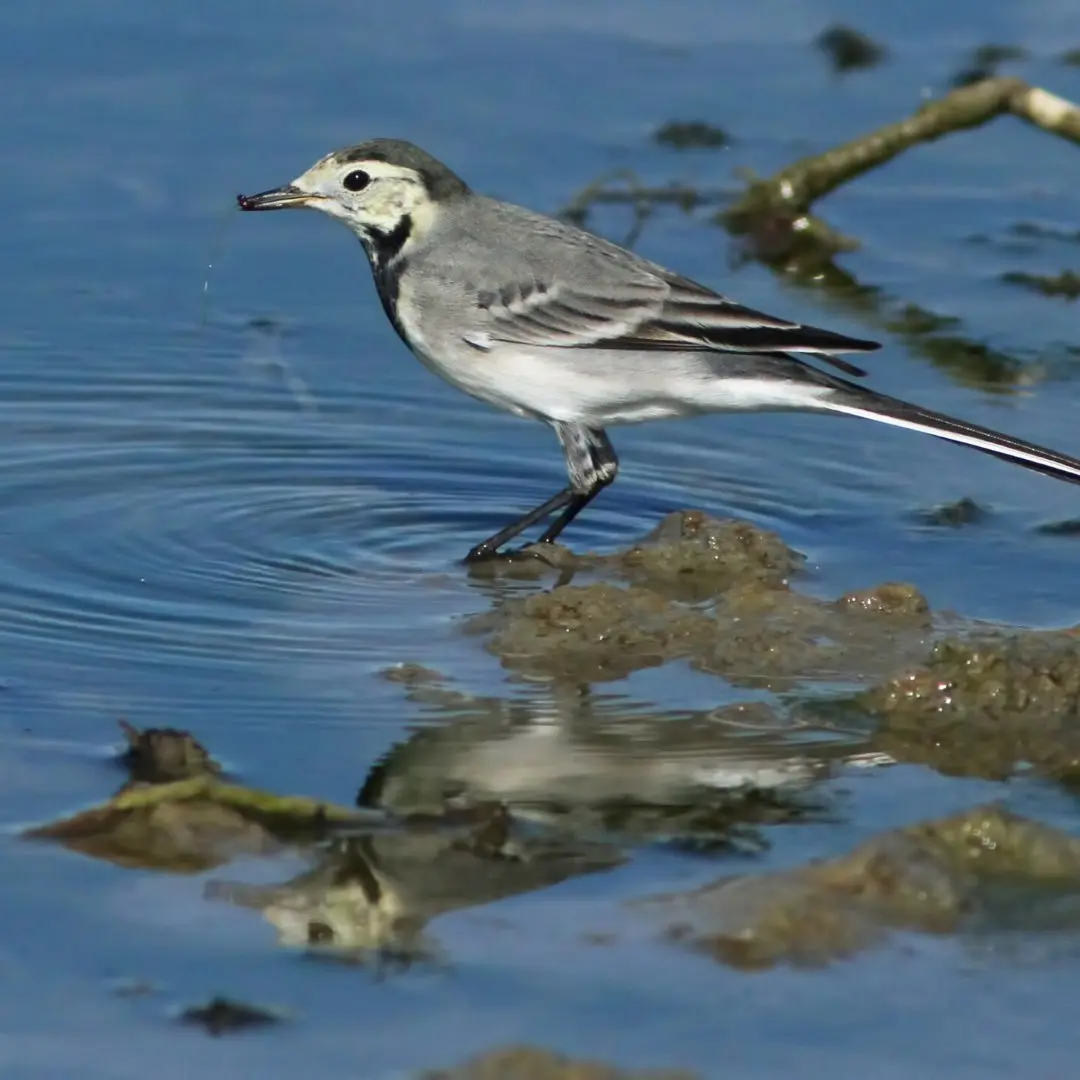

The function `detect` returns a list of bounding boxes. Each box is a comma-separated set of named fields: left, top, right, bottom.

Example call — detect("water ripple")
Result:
left=0, top=334, right=969, bottom=676
left=0, top=362, right=733, bottom=669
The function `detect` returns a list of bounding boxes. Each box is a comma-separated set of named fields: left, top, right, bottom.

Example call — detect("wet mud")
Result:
left=472, top=511, right=934, bottom=690
left=639, top=804, right=1080, bottom=969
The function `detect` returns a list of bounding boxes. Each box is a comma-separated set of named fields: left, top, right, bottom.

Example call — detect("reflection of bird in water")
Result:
left=206, top=820, right=622, bottom=963
left=356, top=682, right=889, bottom=839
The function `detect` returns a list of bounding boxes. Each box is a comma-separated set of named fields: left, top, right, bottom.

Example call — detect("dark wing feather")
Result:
left=465, top=268, right=879, bottom=378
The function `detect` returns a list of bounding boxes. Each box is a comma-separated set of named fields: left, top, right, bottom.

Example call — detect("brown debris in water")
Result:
left=179, top=996, right=284, bottom=1037
left=476, top=581, right=713, bottom=682
left=914, top=496, right=988, bottom=528
left=117, top=719, right=221, bottom=784
left=1001, top=268, right=1080, bottom=300
left=814, top=25, right=889, bottom=75
left=24, top=775, right=369, bottom=872
left=473, top=511, right=932, bottom=688
left=605, top=509, right=802, bottom=600
left=379, top=663, right=447, bottom=686
left=695, top=578, right=931, bottom=691
left=834, top=582, right=930, bottom=618
left=861, top=631, right=1080, bottom=779
left=642, top=804, right=1080, bottom=969
left=421, top=1046, right=696, bottom=1080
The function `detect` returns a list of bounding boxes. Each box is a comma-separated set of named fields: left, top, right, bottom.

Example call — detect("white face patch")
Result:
left=289, top=158, right=433, bottom=238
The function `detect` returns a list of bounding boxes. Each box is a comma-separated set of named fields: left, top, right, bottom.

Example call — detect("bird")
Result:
left=237, top=138, right=1080, bottom=562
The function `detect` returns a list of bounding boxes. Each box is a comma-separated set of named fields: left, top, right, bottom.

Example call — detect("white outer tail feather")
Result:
left=824, top=399, right=1080, bottom=484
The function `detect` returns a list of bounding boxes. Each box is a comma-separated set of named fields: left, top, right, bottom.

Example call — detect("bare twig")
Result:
left=724, top=77, right=1080, bottom=227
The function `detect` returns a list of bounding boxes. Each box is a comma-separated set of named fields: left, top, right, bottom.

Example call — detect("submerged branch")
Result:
left=563, top=77, right=1080, bottom=252
left=724, top=77, right=1080, bottom=228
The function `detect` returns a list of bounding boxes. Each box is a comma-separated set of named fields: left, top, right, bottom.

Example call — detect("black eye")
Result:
left=342, top=169, right=371, bottom=192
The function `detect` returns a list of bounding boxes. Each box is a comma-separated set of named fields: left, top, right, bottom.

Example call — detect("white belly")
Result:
left=405, top=340, right=835, bottom=427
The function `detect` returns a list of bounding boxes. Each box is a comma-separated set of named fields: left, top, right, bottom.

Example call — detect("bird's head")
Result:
left=237, top=138, right=469, bottom=254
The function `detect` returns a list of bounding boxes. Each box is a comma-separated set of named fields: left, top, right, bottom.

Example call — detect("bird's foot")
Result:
left=463, top=541, right=556, bottom=566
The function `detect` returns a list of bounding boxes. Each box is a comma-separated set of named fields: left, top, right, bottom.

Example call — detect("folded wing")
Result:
left=465, top=269, right=879, bottom=378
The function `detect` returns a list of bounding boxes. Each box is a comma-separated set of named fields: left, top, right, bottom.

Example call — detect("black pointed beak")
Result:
left=236, top=185, right=312, bottom=211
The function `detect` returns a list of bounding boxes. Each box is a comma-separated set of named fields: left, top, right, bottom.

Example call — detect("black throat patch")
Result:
left=364, top=214, right=413, bottom=342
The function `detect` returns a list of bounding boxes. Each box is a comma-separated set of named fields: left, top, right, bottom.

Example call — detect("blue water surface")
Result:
left=3, top=1, right=1080, bottom=1077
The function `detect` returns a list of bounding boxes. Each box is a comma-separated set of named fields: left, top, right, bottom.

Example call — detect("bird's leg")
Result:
left=463, top=424, right=618, bottom=563
left=464, top=486, right=576, bottom=562
left=537, top=424, right=618, bottom=545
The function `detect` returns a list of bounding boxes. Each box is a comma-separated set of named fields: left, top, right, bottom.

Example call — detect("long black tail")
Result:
left=823, top=387, right=1080, bottom=486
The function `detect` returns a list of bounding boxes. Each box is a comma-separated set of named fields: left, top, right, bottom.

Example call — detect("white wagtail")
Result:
left=238, top=139, right=1080, bottom=562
